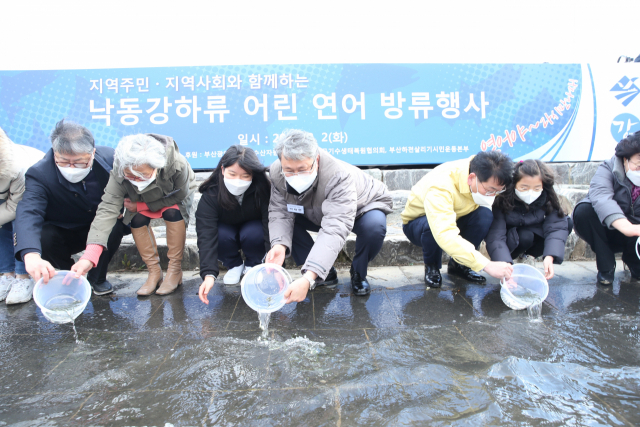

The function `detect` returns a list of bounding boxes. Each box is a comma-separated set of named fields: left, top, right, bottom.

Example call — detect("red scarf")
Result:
left=633, top=185, right=640, bottom=202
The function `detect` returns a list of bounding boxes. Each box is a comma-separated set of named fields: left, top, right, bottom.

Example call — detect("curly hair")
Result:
left=614, top=130, right=640, bottom=159
left=493, top=159, right=565, bottom=217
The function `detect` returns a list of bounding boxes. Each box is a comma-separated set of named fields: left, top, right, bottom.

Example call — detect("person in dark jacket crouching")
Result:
left=15, top=119, right=129, bottom=295
left=196, top=146, right=271, bottom=304
left=573, top=131, right=640, bottom=285
left=486, top=159, right=572, bottom=280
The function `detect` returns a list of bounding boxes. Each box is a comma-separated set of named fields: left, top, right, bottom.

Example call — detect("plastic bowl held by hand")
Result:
left=499, top=264, right=549, bottom=310
left=32, top=270, right=91, bottom=324
left=241, top=263, right=291, bottom=313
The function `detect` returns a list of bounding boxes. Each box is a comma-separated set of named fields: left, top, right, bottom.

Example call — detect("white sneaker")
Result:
left=243, top=265, right=252, bottom=275
left=223, top=263, right=245, bottom=285
left=5, top=277, right=35, bottom=305
left=0, top=275, right=15, bottom=302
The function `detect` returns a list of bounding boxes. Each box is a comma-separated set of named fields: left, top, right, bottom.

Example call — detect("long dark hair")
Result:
left=494, top=159, right=565, bottom=217
left=199, top=145, right=270, bottom=210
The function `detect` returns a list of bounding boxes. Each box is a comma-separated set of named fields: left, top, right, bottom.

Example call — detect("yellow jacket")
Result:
left=401, top=156, right=490, bottom=271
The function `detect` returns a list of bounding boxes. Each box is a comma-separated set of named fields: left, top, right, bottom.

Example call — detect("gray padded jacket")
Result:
left=268, top=150, right=393, bottom=280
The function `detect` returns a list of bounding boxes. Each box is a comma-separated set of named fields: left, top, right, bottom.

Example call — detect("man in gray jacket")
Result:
left=265, top=129, right=393, bottom=301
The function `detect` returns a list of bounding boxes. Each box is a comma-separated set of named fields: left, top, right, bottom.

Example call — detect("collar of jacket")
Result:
left=457, top=155, right=474, bottom=196
left=113, top=134, right=180, bottom=184
left=611, top=155, right=634, bottom=191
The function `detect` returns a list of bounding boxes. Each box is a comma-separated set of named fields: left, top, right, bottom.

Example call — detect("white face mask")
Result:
left=128, top=170, right=157, bottom=192
left=57, top=165, right=91, bottom=183
left=626, top=159, right=640, bottom=186
left=471, top=177, right=496, bottom=209
left=56, top=152, right=94, bottom=183
left=286, top=170, right=317, bottom=194
left=224, top=177, right=252, bottom=196
left=515, top=189, right=543, bottom=204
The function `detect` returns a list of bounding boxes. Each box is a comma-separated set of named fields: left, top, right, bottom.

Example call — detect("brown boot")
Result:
left=132, top=226, right=163, bottom=296
left=156, top=220, right=186, bottom=295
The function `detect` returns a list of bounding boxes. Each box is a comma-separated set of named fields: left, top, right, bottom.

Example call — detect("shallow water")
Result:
left=2, top=263, right=640, bottom=425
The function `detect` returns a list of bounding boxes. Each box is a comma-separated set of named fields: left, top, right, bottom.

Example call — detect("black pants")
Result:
left=511, top=217, right=574, bottom=259
left=41, top=220, right=129, bottom=284
left=130, top=208, right=183, bottom=228
left=218, top=220, right=266, bottom=269
left=573, top=202, right=640, bottom=273
left=403, top=207, right=494, bottom=268
left=292, top=210, right=387, bottom=278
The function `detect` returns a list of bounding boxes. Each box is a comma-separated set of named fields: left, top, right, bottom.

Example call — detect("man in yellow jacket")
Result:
left=402, top=152, right=514, bottom=287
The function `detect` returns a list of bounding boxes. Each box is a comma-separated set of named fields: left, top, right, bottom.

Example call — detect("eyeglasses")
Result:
left=627, top=158, right=640, bottom=171
left=282, top=159, right=316, bottom=178
left=54, top=155, right=93, bottom=169
left=124, top=172, right=154, bottom=182
left=477, top=178, right=506, bottom=196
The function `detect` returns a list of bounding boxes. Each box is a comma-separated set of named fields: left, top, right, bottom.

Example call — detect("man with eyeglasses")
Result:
left=401, top=151, right=514, bottom=287
left=265, top=129, right=393, bottom=302
left=13, top=119, right=128, bottom=295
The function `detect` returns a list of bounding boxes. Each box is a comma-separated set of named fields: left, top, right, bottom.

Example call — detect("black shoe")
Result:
left=424, top=264, right=442, bottom=288
left=350, top=265, right=371, bottom=296
left=447, top=258, right=486, bottom=283
left=596, top=268, right=615, bottom=286
left=91, top=280, right=114, bottom=295
left=316, top=267, right=339, bottom=287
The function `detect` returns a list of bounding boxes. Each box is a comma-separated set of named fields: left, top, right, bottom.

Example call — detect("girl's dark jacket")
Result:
left=485, top=191, right=569, bottom=264
left=195, top=182, right=270, bottom=279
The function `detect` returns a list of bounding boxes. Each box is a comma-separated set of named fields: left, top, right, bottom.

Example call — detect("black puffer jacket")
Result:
left=486, top=191, right=569, bottom=264
left=195, top=183, right=269, bottom=279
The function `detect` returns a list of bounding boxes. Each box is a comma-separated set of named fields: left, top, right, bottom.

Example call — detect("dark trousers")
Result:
left=130, top=208, right=183, bottom=228
left=574, top=202, right=640, bottom=273
left=511, top=217, right=574, bottom=259
left=41, top=220, right=128, bottom=284
left=218, top=220, right=266, bottom=269
left=292, top=209, right=387, bottom=277
left=403, top=207, right=494, bottom=268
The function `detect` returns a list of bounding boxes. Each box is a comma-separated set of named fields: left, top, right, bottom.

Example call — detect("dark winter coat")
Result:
left=574, top=155, right=640, bottom=229
left=195, top=183, right=270, bottom=279
left=14, top=146, right=118, bottom=260
left=486, top=191, right=569, bottom=264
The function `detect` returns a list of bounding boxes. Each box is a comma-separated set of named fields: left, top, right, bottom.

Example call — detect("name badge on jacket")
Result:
left=287, top=204, right=304, bottom=214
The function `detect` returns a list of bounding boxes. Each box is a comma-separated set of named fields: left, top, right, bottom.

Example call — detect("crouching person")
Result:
left=402, top=151, right=514, bottom=287
left=0, top=128, right=44, bottom=304
left=265, top=129, right=393, bottom=302
left=70, top=133, right=197, bottom=296
left=573, top=131, right=640, bottom=285
left=486, top=159, right=573, bottom=280
left=196, top=146, right=271, bottom=304
left=15, top=119, right=128, bottom=295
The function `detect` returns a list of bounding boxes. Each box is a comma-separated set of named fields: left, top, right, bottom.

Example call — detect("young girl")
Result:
left=196, top=145, right=271, bottom=304
left=486, top=159, right=573, bottom=280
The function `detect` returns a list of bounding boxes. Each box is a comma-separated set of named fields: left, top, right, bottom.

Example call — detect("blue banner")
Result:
left=0, top=63, right=638, bottom=168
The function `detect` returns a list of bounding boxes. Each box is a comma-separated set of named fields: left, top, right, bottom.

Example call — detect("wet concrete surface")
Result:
left=1, top=260, right=639, bottom=426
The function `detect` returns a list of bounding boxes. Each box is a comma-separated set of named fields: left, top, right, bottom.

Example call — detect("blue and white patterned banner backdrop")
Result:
left=0, top=64, right=638, bottom=169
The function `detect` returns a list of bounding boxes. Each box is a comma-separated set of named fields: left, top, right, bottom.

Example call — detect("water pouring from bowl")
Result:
left=240, top=263, right=291, bottom=337
left=499, top=264, right=548, bottom=315
left=32, top=270, right=91, bottom=324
